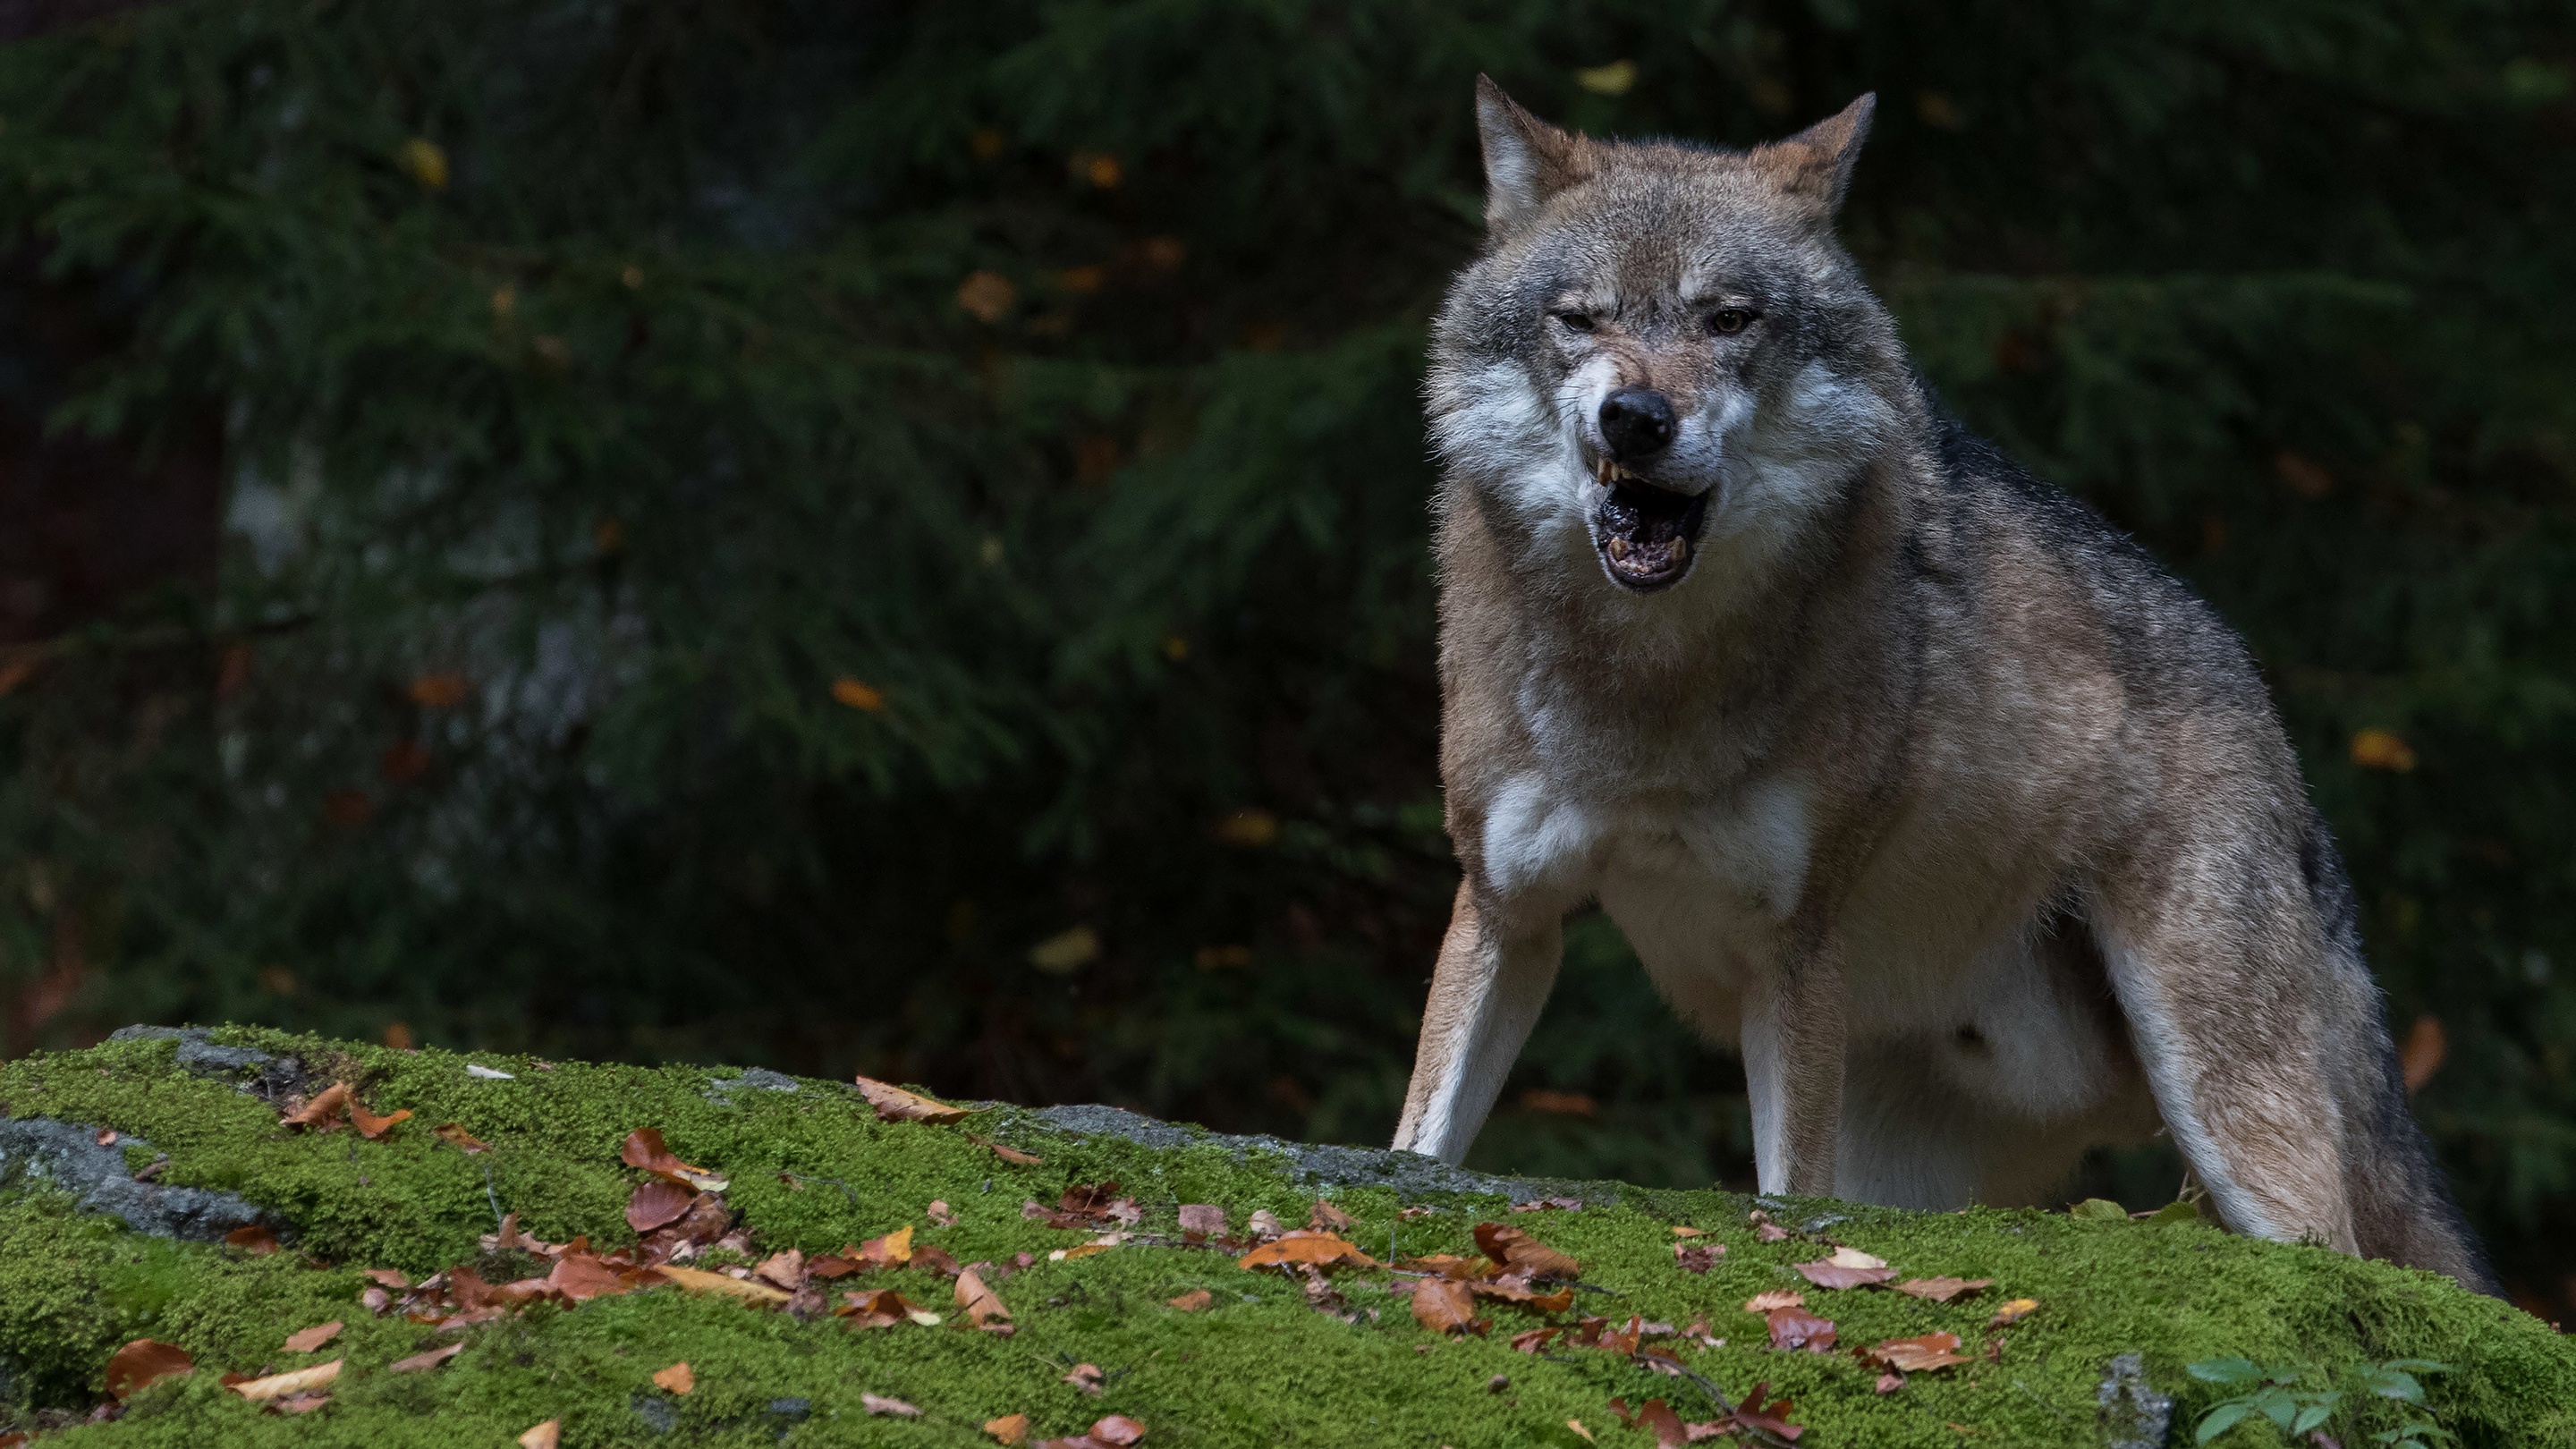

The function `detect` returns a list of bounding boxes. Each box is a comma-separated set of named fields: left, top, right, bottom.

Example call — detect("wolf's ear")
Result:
left=1750, top=93, right=1876, bottom=223
left=1475, top=75, right=1584, bottom=234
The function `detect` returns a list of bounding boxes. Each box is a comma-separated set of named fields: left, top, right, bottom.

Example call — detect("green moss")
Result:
left=3, top=1028, right=2570, bottom=1446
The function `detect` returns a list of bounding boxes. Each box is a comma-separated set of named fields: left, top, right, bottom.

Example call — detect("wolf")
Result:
left=1392, top=77, right=2494, bottom=1292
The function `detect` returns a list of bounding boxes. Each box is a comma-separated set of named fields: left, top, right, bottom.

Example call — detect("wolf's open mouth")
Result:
left=1591, top=460, right=1708, bottom=592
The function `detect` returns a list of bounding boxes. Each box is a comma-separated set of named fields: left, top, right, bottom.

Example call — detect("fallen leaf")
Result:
left=1607, top=1396, right=1693, bottom=1448
left=861, top=1224, right=916, bottom=1268
left=517, top=1422, right=560, bottom=1449
left=94, top=1128, right=115, bottom=1146
left=1090, top=1417, right=1147, bottom=1446
left=432, top=1123, right=489, bottom=1153
left=620, top=1128, right=728, bottom=1191
left=752, top=1250, right=807, bottom=1291
left=1674, top=1242, right=1724, bottom=1273
left=1987, top=1298, right=2040, bottom=1328
left=1894, top=1276, right=1994, bottom=1303
left=1063, top=1362, right=1106, bottom=1395
left=229, top=1360, right=342, bottom=1402
left=389, top=1342, right=466, bottom=1373
left=1864, top=1332, right=1971, bottom=1374
left=282, top=1082, right=352, bottom=1131
left=1508, top=1195, right=1586, bottom=1211
left=986, top=1414, right=1032, bottom=1445
left=1397, top=1205, right=1436, bottom=1220
left=1723, top=1383, right=1805, bottom=1441
left=1237, top=1231, right=1379, bottom=1272
left=1567, top=1420, right=1596, bottom=1444
left=956, top=1267, right=1012, bottom=1329
left=1411, top=1277, right=1483, bottom=1336
left=1766, top=1306, right=1837, bottom=1353
left=1749, top=1209, right=1791, bottom=1242
left=1670, top=1225, right=1704, bottom=1238
left=1877, top=1370, right=1906, bottom=1394
left=364, top=1267, right=410, bottom=1288
left=225, top=1224, right=281, bottom=1255
left=1177, top=1204, right=1227, bottom=1236
left=1166, top=1289, right=1214, bottom=1311
left=839, top=1288, right=936, bottom=1326
left=1467, top=1276, right=1576, bottom=1313
left=351, top=1103, right=412, bottom=1140
left=854, top=1073, right=970, bottom=1123
left=863, top=1394, right=921, bottom=1417
left=2069, top=1197, right=2129, bottom=1222
left=1308, top=1199, right=1354, bottom=1231
left=549, top=1252, right=651, bottom=1302
left=105, top=1339, right=194, bottom=1399
left=1510, top=1326, right=1562, bottom=1353
left=284, top=1321, right=343, bottom=1353
left=928, top=1199, right=959, bottom=1226
left=1794, top=1246, right=1896, bottom=1290
left=1052, top=1233, right=1126, bottom=1261
left=652, top=1361, right=694, bottom=1394
left=1473, top=1222, right=1579, bottom=1281
left=628, top=1179, right=695, bottom=1233
left=967, top=1131, right=1043, bottom=1165
left=661, top=1264, right=791, bottom=1305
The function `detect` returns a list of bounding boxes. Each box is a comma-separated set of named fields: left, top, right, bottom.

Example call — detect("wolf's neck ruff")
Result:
left=1397, top=76, right=2498, bottom=1296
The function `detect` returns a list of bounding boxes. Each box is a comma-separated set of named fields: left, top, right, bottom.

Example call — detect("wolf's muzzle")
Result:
left=1599, top=387, right=1677, bottom=460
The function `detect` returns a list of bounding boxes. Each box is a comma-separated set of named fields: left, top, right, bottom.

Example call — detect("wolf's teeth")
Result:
left=1606, top=537, right=1630, bottom=560
left=1670, top=538, right=1689, bottom=562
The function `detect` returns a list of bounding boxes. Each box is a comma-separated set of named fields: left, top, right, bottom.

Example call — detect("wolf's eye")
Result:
left=1551, top=309, right=1596, bottom=334
left=1707, top=308, right=1757, bottom=336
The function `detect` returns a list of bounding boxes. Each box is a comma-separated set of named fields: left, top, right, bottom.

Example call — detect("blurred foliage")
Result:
left=0, top=0, right=2571, bottom=1302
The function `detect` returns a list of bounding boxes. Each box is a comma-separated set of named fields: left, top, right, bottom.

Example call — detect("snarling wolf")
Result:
left=1393, top=77, right=2493, bottom=1291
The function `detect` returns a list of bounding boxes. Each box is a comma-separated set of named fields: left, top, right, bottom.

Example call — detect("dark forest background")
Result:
left=1, top=0, right=2571, bottom=1314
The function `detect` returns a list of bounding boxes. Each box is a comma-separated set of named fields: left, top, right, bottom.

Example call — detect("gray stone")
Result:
left=2097, top=1352, right=2174, bottom=1448
left=107, top=1024, right=306, bottom=1105
left=0, top=1115, right=271, bottom=1243
left=766, top=1398, right=811, bottom=1420
left=631, top=1394, right=678, bottom=1435
left=1024, top=1103, right=1606, bottom=1205
left=706, top=1068, right=800, bottom=1104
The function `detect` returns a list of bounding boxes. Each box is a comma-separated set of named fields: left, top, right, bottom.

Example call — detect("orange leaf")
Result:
left=619, top=1128, right=727, bottom=1191
left=1987, top=1298, right=2040, bottom=1328
left=225, top=1224, right=281, bottom=1255
left=1410, top=1278, right=1482, bottom=1336
left=861, top=1224, right=916, bottom=1268
left=1166, top=1289, right=1214, bottom=1311
left=283, top=1321, right=343, bottom=1353
left=229, top=1360, right=342, bottom=1402
left=105, top=1339, right=194, bottom=1400
left=351, top=1105, right=411, bottom=1140
left=956, top=1267, right=1012, bottom=1328
left=282, top=1082, right=352, bottom=1131
left=2350, top=727, right=2417, bottom=773
left=1473, top=1223, right=1579, bottom=1281
left=1235, top=1231, right=1379, bottom=1272
left=652, top=1361, right=693, bottom=1395
left=854, top=1074, right=968, bottom=1123
left=831, top=677, right=887, bottom=712
left=985, top=1414, right=1032, bottom=1446
left=432, top=1123, right=490, bottom=1153
left=388, top=1342, right=465, bottom=1373
left=1894, top=1276, right=1994, bottom=1303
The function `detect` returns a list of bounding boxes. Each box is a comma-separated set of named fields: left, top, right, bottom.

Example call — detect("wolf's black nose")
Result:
left=1599, top=388, right=1676, bottom=459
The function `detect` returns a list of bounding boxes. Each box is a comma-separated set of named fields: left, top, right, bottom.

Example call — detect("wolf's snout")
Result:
left=1598, top=387, right=1676, bottom=460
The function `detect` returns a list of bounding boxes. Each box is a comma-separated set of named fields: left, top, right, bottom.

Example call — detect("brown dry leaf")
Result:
left=517, top=1422, right=561, bottom=1449
left=1411, top=1277, right=1483, bottom=1335
left=225, top=1224, right=281, bottom=1255
left=1089, top=1418, right=1147, bottom=1446
left=1673, top=1242, right=1723, bottom=1274
left=1606, top=1396, right=1695, bottom=1448
left=1510, top=1326, right=1562, bottom=1354
left=1877, top=1370, right=1906, bottom=1394
left=1868, top=1332, right=1971, bottom=1374
left=661, top=1264, right=792, bottom=1305
left=956, top=1267, right=1012, bottom=1329
left=1794, top=1246, right=1896, bottom=1290
left=1987, top=1297, right=2040, bottom=1328
left=389, top=1342, right=466, bottom=1373
left=860, top=1224, right=915, bottom=1269
left=432, top=1123, right=489, bottom=1153
left=94, top=1128, right=116, bottom=1146
left=1236, top=1231, right=1379, bottom=1272
left=1473, top=1222, right=1579, bottom=1281
left=1177, top=1204, right=1226, bottom=1236
left=620, top=1128, right=728, bottom=1191
left=928, top=1199, right=959, bottom=1227
left=966, top=1131, right=1044, bottom=1165
left=283, top=1321, right=343, bottom=1353
left=1063, top=1362, right=1107, bottom=1395
left=863, top=1394, right=922, bottom=1417
left=1308, top=1199, right=1354, bottom=1232
left=1748, top=1208, right=1791, bottom=1242
left=229, top=1360, right=343, bottom=1402
left=351, top=1103, right=412, bottom=1140
left=1166, top=1289, right=1214, bottom=1311
left=752, top=1250, right=807, bottom=1292
left=105, top=1339, right=194, bottom=1400
left=1744, top=1288, right=1807, bottom=1313
left=1765, top=1306, right=1837, bottom=1353
left=1669, top=1224, right=1704, bottom=1238
left=1894, top=1275, right=1994, bottom=1303
left=549, top=1252, right=651, bottom=1302
left=1246, top=1208, right=1284, bottom=1239
left=362, top=1267, right=410, bottom=1289
left=839, top=1288, right=936, bottom=1327
left=854, top=1074, right=970, bottom=1123
left=627, top=1179, right=695, bottom=1233
left=985, top=1414, right=1032, bottom=1446
left=652, top=1361, right=694, bottom=1395
left=282, top=1082, right=353, bottom=1131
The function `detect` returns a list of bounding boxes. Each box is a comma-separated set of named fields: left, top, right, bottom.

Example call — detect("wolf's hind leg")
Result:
left=1393, top=881, right=1563, bottom=1165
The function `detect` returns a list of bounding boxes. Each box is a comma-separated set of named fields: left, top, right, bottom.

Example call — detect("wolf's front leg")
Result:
left=1393, top=881, right=1563, bottom=1165
left=1741, top=929, right=1848, bottom=1197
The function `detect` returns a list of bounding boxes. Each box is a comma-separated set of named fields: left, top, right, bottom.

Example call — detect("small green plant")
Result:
left=2189, top=1356, right=2455, bottom=1445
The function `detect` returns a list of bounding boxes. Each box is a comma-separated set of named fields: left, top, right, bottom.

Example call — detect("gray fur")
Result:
left=1394, top=79, right=2493, bottom=1293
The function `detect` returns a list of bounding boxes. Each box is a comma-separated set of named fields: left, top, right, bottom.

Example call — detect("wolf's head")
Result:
left=1428, top=79, right=1911, bottom=599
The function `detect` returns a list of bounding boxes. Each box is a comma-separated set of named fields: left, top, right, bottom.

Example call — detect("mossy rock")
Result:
left=0, top=1027, right=2567, bottom=1446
